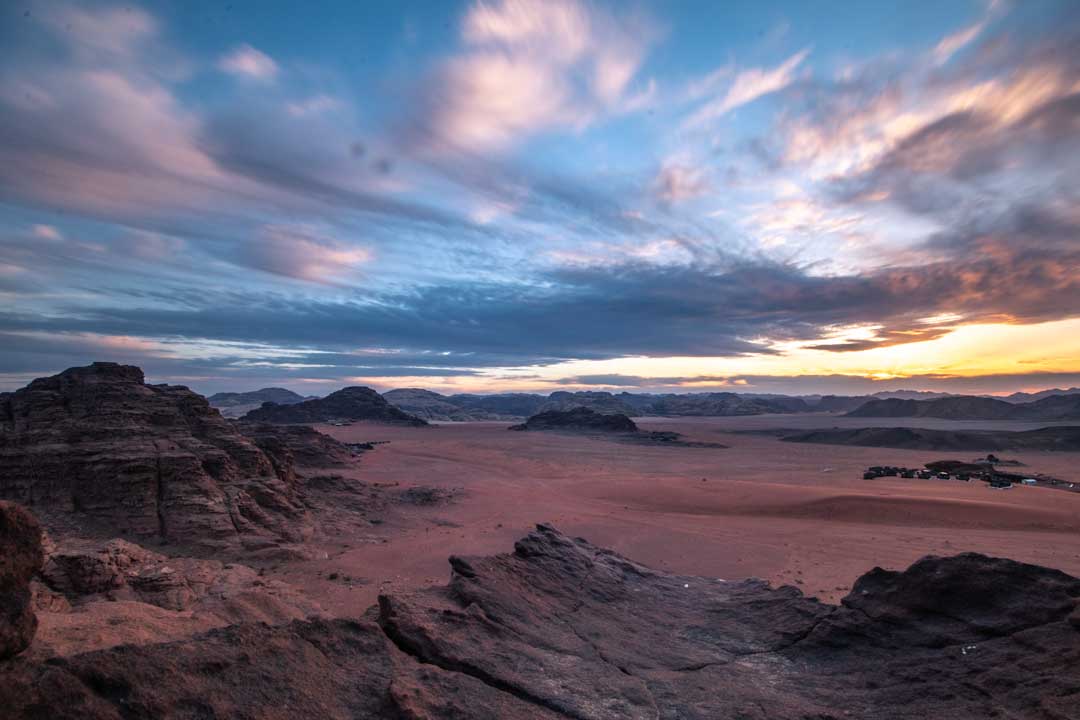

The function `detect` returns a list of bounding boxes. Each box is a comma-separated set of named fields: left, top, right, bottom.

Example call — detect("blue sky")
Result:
left=1, top=0, right=1078, bottom=396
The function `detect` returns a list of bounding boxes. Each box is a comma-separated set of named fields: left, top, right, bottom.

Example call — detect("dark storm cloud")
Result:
left=3, top=197, right=1076, bottom=370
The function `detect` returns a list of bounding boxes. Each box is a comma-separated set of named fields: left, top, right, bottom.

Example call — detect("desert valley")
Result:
left=3, top=0, right=1080, bottom=716
left=2, top=362, right=1080, bottom=718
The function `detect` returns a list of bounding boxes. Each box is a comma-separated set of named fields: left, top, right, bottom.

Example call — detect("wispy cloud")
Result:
left=652, top=163, right=711, bottom=205
left=407, top=0, right=654, bottom=154
left=685, top=49, right=810, bottom=128
left=235, top=226, right=371, bottom=283
left=932, top=22, right=985, bottom=65
left=218, top=44, right=278, bottom=81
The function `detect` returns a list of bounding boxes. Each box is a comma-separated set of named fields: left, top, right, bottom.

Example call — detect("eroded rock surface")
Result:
left=0, top=363, right=312, bottom=551
left=0, top=501, right=43, bottom=659
left=236, top=422, right=362, bottom=469
left=26, top=536, right=325, bottom=658
left=2, top=525, right=1078, bottom=718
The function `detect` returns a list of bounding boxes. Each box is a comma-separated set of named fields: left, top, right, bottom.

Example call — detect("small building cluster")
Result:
left=864, top=466, right=941, bottom=481
left=861, top=456, right=1076, bottom=493
left=862, top=465, right=999, bottom=484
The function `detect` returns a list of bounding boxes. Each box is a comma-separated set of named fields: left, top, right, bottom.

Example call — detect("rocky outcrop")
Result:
left=242, top=386, right=428, bottom=426
left=207, top=388, right=314, bottom=418
left=2, top=525, right=1078, bottom=718
left=236, top=422, right=362, bottom=469
left=0, top=501, right=44, bottom=659
left=509, top=407, right=639, bottom=432
left=24, top=536, right=325, bottom=658
left=0, top=363, right=312, bottom=551
left=38, top=538, right=319, bottom=615
left=509, top=409, right=726, bottom=448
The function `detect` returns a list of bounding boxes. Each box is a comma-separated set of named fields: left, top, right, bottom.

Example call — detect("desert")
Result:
left=4, top=0, right=1080, bottom=716
left=3, top=363, right=1080, bottom=718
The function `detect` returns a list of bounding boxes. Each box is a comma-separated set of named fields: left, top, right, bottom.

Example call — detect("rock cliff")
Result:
left=0, top=363, right=312, bottom=551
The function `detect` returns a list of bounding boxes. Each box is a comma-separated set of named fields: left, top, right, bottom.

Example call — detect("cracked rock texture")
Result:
left=3, top=524, right=1079, bottom=718
left=0, top=363, right=312, bottom=551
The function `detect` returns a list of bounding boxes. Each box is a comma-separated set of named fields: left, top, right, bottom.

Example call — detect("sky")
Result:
left=1, top=0, right=1078, bottom=397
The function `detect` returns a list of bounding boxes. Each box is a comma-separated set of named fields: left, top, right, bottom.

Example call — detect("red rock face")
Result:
left=0, top=363, right=311, bottom=551
left=0, top=501, right=43, bottom=659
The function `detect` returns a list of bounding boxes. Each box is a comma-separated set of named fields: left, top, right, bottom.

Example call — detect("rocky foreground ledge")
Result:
left=3, top=518, right=1079, bottom=719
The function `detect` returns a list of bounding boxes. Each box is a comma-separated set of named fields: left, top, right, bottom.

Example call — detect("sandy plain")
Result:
left=265, top=414, right=1080, bottom=614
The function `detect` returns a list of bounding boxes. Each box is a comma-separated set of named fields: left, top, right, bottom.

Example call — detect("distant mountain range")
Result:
left=847, top=394, right=1080, bottom=421
left=242, top=387, right=427, bottom=426
left=1003, top=387, right=1080, bottom=402
left=381, top=389, right=517, bottom=421
left=208, top=385, right=1080, bottom=422
left=207, top=388, right=315, bottom=418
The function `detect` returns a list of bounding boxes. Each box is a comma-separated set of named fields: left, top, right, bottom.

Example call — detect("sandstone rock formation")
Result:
left=26, top=536, right=325, bottom=658
left=236, top=422, right=362, bottom=468
left=510, top=408, right=726, bottom=448
left=509, top=407, right=639, bottom=432
left=0, top=501, right=43, bottom=659
left=242, top=386, right=428, bottom=425
left=0, top=363, right=312, bottom=551
left=3, top=525, right=1077, bottom=718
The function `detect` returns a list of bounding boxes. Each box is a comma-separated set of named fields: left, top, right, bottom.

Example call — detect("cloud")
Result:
left=933, top=22, right=985, bottom=65
left=0, top=8, right=229, bottom=223
left=218, top=44, right=278, bottom=81
left=235, top=226, right=371, bottom=283
left=286, top=94, right=340, bottom=117
left=5, top=197, right=1074, bottom=367
left=685, top=49, right=809, bottom=128
left=407, top=0, right=653, bottom=154
left=651, top=163, right=711, bottom=204
left=31, top=224, right=62, bottom=241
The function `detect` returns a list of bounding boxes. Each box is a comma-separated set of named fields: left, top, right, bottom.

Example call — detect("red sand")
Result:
left=270, top=417, right=1080, bottom=613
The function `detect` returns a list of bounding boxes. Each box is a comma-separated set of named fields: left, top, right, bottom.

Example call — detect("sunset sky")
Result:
left=1, top=0, right=1078, bottom=396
